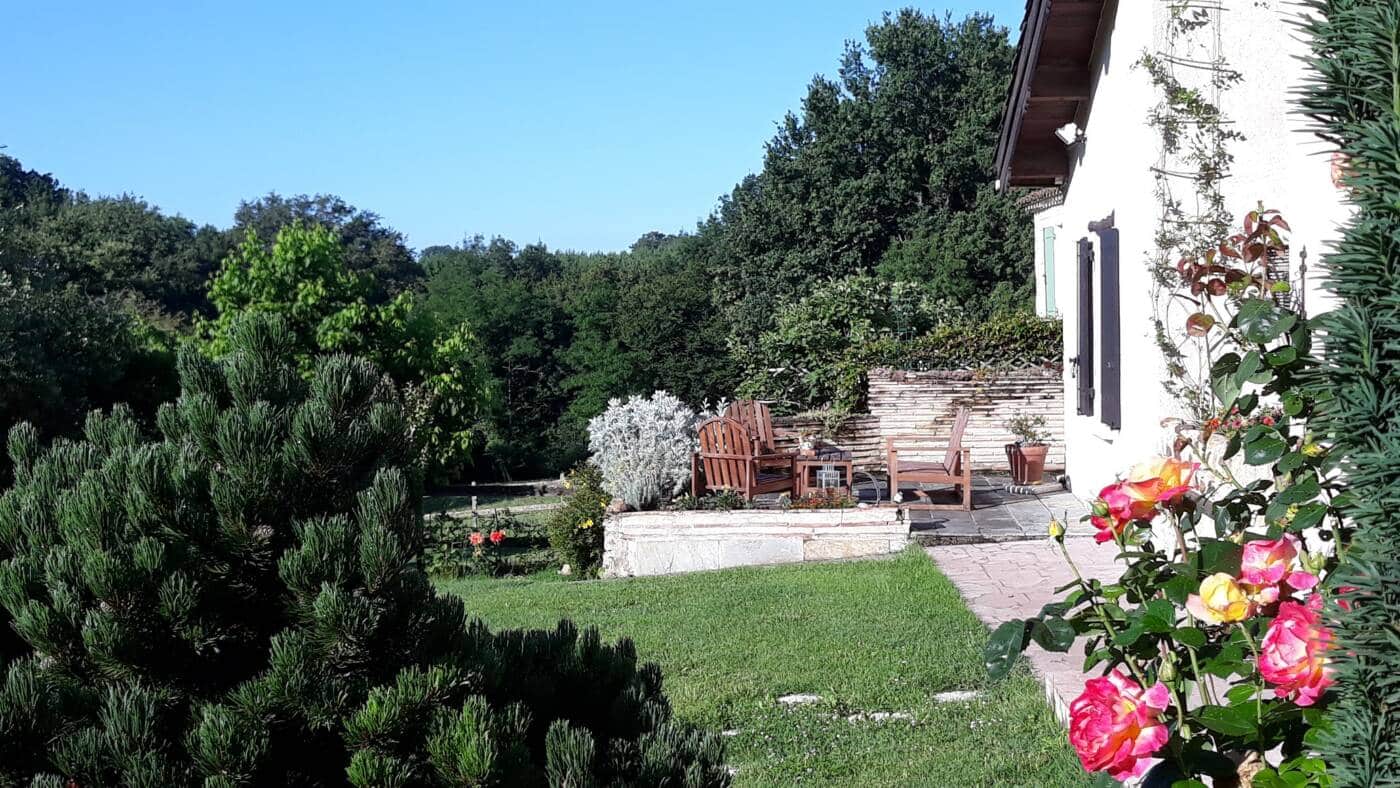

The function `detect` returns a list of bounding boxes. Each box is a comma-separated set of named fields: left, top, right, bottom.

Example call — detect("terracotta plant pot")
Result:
left=1005, top=444, right=1050, bottom=485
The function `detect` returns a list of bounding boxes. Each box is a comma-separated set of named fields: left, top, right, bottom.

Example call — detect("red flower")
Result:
left=489, top=529, right=506, bottom=545
left=469, top=532, right=485, bottom=547
left=1261, top=415, right=1275, bottom=426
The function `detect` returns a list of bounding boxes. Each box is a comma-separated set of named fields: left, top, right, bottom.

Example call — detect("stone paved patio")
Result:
left=926, top=536, right=1121, bottom=724
left=901, top=473, right=1096, bottom=544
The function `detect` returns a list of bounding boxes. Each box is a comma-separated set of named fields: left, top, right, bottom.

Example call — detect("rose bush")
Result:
left=987, top=210, right=1346, bottom=786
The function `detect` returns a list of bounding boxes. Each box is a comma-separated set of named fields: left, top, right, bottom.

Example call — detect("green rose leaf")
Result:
left=1235, top=298, right=1297, bottom=342
left=1287, top=502, right=1328, bottom=532
left=1282, top=391, right=1304, bottom=416
left=985, top=620, right=1027, bottom=681
left=1142, top=599, right=1177, bottom=633
left=1172, top=627, right=1207, bottom=648
left=1277, top=475, right=1321, bottom=505
left=1225, top=683, right=1258, bottom=704
left=1197, top=704, right=1259, bottom=737
left=1029, top=617, right=1077, bottom=652
left=1198, top=539, right=1243, bottom=575
left=1112, top=619, right=1147, bottom=647
left=1244, top=428, right=1287, bottom=465
left=1265, top=345, right=1297, bottom=366
left=1276, top=450, right=1306, bottom=474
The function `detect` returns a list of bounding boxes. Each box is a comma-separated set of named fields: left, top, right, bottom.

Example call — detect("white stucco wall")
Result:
left=1040, top=1, right=1349, bottom=495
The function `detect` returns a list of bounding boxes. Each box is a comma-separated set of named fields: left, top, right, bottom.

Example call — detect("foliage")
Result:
left=738, top=274, right=961, bottom=411
left=1298, top=2, right=1400, bottom=782
left=989, top=214, right=1343, bottom=785
left=546, top=465, right=609, bottom=575
left=0, top=314, right=727, bottom=785
left=1005, top=414, right=1048, bottom=446
left=744, top=302, right=1061, bottom=413
left=420, top=238, right=571, bottom=474
left=587, top=391, right=698, bottom=511
left=205, top=224, right=494, bottom=477
left=229, top=193, right=421, bottom=304
left=557, top=234, right=739, bottom=451
left=203, top=223, right=373, bottom=366
left=0, top=276, right=177, bottom=478
left=670, top=490, right=748, bottom=511
left=713, top=10, right=1030, bottom=352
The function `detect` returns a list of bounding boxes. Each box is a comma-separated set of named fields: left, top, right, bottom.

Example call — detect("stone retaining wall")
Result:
left=602, top=508, right=907, bottom=578
left=868, top=367, right=1064, bottom=470
left=770, top=367, right=1066, bottom=472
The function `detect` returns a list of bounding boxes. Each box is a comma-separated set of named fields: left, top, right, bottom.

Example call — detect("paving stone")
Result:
left=932, top=690, right=982, bottom=703
left=776, top=693, right=823, bottom=705
left=927, top=538, right=1120, bottom=726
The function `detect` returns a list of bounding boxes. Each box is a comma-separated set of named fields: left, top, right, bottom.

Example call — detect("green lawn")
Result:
left=438, top=549, right=1086, bottom=787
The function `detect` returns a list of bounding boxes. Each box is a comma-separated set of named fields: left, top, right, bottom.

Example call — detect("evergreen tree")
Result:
left=1300, top=2, right=1400, bottom=782
left=0, top=314, right=727, bottom=785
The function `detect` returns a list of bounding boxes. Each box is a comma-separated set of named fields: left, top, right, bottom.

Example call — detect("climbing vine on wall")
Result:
left=1137, top=2, right=1244, bottom=420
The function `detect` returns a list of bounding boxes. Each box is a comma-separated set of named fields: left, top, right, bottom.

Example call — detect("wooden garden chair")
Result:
left=886, top=407, right=973, bottom=511
left=724, top=399, right=798, bottom=470
left=692, top=416, right=796, bottom=501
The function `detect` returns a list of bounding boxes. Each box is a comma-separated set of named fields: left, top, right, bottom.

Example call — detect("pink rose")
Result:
left=1259, top=596, right=1334, bottom=707
left=1069, top=668, right=1172, bottom=781
left=1240, top=534, right=1318, bottom=592
left=1091, top=483, right=1156, bottom=544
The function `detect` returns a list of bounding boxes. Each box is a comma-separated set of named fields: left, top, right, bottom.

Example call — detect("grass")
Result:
left=423, top=492, right=564, bottom=514
left=439, top=549, right=1087, bottom=787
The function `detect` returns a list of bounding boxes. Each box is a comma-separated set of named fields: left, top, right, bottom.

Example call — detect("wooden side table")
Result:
left=793, top=454, right=854, bottom=498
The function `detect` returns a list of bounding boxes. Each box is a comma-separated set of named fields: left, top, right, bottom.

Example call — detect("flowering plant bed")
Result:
left=987, top=210, right=1347, bottom=786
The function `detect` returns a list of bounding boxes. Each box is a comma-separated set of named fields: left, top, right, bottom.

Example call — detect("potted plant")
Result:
left=1004, top=413, right=1050, bottom=484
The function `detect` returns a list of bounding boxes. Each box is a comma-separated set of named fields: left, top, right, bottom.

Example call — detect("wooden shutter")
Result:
left=1096, top=226, right=1121, bottom=430
left=1075, top=237, right=1095, bottom=416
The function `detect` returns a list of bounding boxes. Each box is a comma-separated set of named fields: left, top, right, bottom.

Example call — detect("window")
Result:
left=1042, top=226, right=1058, bottom=315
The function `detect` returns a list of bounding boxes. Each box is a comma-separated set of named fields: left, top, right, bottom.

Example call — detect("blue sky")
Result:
left=4, top=1, right=1025, bottom=252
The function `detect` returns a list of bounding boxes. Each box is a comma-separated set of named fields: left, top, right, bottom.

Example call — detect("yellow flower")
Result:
left=1047, top=518, right=1066, bottom=540
left=1186, top=573, right=1254, bottom=624
left=578, top=519, right=593, bottom=530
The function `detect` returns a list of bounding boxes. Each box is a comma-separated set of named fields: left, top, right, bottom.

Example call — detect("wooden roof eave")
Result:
left=994, top=0, right=1054, bottom=192
left=995, top=0, right=1109, bottom=192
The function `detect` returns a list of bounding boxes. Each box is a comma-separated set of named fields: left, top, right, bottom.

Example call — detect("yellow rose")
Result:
left=1186, top=573, right=1253, bottom=624
left=1047, top=518, right=1066, bottom=540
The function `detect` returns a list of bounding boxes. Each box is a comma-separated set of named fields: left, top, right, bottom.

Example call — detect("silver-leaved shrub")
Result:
left=588, top=391, right=697, bottom=510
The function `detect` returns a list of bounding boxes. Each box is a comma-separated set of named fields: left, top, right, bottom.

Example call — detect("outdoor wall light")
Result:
left=1055, top=121, right=1084, bottom=147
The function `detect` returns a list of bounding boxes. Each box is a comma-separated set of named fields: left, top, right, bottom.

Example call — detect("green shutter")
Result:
left=1042, top=226, right=1057, bottom=314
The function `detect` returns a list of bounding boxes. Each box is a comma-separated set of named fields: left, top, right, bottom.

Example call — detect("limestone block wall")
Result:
left=867, top=367, right=1065, bottom=471
left=602, top=508, right=907, bottom=578
left=771, top=367, right=1065, bottom=472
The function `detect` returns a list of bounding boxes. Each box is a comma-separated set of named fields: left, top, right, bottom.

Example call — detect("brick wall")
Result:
left=773, top=366, right=1065, bottom=472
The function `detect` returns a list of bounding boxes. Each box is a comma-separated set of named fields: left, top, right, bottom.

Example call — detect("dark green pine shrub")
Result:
left=1301, top=2, right=1400, bottom=783
left=0, top=315, right=727, bottom=786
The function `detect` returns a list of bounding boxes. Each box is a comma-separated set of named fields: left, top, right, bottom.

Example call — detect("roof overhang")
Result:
left=994, top=0, right=1109, bottom=191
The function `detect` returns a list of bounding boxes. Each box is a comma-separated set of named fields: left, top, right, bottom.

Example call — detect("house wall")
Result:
left=1042, top=0, right=1349, bottom=495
